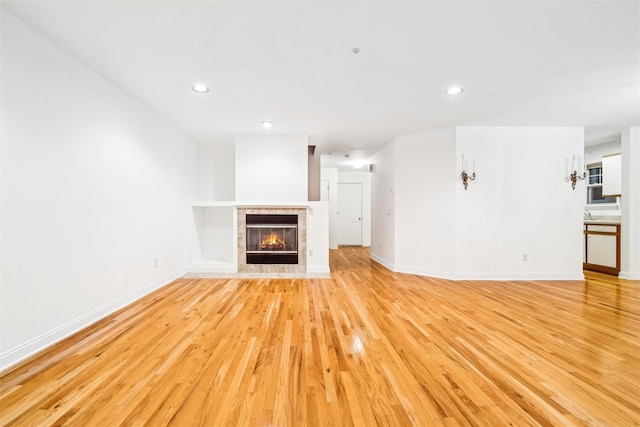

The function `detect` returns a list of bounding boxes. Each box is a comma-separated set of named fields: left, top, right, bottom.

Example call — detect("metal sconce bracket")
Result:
left=565, top=154, right=586, bottom=190
left=567, top=170, right=586, bottom=190
left=460, top=154, right=476, bottom=191
left=461, top=170, right=476, bottom=190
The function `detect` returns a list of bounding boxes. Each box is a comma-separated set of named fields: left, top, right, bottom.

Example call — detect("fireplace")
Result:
left=246, top=214, right=298, bottom=264
left=237, top=207, right=306, bottom=273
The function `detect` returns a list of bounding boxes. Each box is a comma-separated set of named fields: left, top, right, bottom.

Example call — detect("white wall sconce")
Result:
left=460, top=154, right=476, bottom=190
left=565, top=154, right=586, bottom=190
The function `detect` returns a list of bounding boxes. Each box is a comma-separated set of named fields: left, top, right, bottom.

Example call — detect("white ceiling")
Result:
left=3, top=1, right=639, bottom=169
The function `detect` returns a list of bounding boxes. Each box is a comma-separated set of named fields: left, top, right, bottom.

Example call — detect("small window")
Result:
left=588, top=167, right=602, bottom=185
left=586, top=163, right=617, bottom=204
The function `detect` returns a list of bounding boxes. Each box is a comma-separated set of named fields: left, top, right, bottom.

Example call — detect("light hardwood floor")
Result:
left=1, top=247, right=639, bottom=426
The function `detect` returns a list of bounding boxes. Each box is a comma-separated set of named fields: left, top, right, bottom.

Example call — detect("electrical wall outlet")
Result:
left=522, top=254, right=528, bottom=262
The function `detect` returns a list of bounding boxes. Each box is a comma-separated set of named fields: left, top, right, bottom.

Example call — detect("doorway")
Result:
left=337, top=183, right=362, bottom=246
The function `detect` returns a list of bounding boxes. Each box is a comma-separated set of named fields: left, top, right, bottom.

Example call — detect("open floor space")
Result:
left=1, top=247, right=638, bottom=426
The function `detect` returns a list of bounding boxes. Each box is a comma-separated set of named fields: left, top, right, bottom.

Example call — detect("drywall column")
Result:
left=620, top=127, right=640, bottom=279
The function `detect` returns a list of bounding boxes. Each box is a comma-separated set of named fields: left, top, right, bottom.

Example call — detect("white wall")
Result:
left=338, top=171, right=372, bottom=247
left=369, top=126, right=585, bottom=280
left=306, top=202, right=330, bottom=273
left=320, top=167, right=339, bottom=249
left=235, top=135, right=308, bottom=203
left=394, top=129, right=456, bottom=277
left=197, top=142, right=235, bottom=201
left=1, top=11, right=197, bottom=369
left=454, top=127, right=584, bottom=280
left=370, top=141, right=397, bottom=269
left=620, top=127, right=640, bottom=280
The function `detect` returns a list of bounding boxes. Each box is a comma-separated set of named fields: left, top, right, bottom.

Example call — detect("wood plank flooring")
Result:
left=1, top=247, right=639, bottom=426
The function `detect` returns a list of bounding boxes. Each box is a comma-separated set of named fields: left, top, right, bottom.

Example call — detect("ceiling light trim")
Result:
left=192, top=84, right=210, bottom=94
left=445, top=87, right=464, bottom=96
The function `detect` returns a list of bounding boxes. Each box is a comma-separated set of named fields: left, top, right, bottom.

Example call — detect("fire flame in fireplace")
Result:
left=261, top=232, right=285, bottom=250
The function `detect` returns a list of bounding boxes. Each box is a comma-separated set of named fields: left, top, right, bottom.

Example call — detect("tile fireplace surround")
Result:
left=237, top=207, right=307, bottom=274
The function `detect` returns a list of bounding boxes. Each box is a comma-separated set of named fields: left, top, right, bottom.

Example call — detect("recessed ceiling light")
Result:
left=445, top=87, right=464, bottom=96
left=262, top=121, right=273, bottom=128
left=192, top=84, right=209, bottom=94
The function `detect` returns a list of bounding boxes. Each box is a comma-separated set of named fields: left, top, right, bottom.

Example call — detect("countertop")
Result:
left=584, top=220, right=621, bottom=225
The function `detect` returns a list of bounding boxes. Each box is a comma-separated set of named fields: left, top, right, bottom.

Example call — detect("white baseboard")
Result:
left=375, top=260, right=585, bottom=281
left=188, top=263, right=237, bottom=274
left=0, top=269, right=187, bottom=372
left=446, top=272, right=585, bottom=281
left=307, top=265, right=331, bottom=274
left=370, top=253, right=394, bottom=271
left=394, top=265, right=454, bottom=280
left=619, top=271, right=640, bottom=280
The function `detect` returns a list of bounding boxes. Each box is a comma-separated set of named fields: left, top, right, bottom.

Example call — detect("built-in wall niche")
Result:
left=190, top=204, right=236, bottom=269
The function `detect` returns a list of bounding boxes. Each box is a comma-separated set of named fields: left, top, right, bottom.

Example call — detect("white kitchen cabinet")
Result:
left=602, top=153, right=622, bottom=197
left=586, top=234, right=617, bottom=268
left=583, top=222, right=620, bottom=275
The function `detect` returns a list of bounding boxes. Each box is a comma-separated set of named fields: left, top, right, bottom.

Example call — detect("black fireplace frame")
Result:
left=246, top=214, right=299, bottom=264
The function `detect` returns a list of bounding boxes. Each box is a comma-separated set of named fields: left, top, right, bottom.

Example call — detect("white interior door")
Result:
left=337, top=183, right=362, bottom=246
